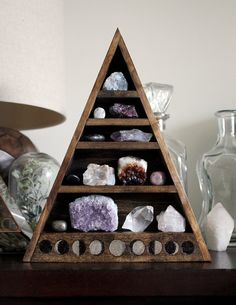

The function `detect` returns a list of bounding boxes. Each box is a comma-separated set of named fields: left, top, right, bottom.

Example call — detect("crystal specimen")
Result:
left=109, top=103, right=138, bottom=118
left=203, top=202, right=234, bottom=251
left=110, top=129, right=152, bottom=142
left=84, top=134, right=105, bottom=141
left=118, top=156, right=147, bottom=185
left=157, top=205, right=186, bottom=232
left=93, top=107, right=106, bottom=118
left=122, top=206, right=154, bottom=232
left=103, top=72, right=128, bottom=91
left=64, top=174, right=80, bottom=185
left=69, top=195, right=118, bottom=232
left=51, top=220, right=67, bottom=232
left=150, top=171, right=166, bottom=185
left=83, top=163, right=115, bottom=186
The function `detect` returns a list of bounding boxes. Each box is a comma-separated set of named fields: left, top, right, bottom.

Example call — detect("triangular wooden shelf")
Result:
left=0, top=192, right=29, bottom=252
left=24, top=29, right=210, bottom=263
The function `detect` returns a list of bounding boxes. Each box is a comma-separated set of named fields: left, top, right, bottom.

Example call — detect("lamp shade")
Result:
left=0, top=0, right=65, bottom=129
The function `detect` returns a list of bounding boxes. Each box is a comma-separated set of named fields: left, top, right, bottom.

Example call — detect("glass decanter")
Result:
left=143, top=82, right=187, bottom=192
left=197, top=110, right=236, bottom=243
left=157, top=114, right=188, bottom=192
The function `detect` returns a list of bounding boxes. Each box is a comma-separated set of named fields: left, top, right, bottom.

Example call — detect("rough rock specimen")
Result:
left=83, top=163, right=115, bottom=186
left=203, top=202, right=234, bottom=251
left=118, top=156, right=147, bottom=185
left=93, top=107, right=106, bottom=118
left=150, top=171, right=166, bottom=185
left=51, top=220, right=67, bottom=232
left=109, top=103, right=138, bottom=118
left=69, top=195, right=118, bottom=232
left=84, top=134, right=105, bottom=141
left=110, top=129, right=152, bottom=142
left=157, top=205, right=186, bottom=232
left=122, top=205, right=154, bottom=232
left=103, top=72, right=128, bottom=91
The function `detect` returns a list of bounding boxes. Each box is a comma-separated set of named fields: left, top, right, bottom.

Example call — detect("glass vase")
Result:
left=197, top=110, right=236, bottom=243
left=143, top=82, right=187, bottom=193
left=157, top=114, right=188, bottom=193
left=8, top=152, right=59, bottom=230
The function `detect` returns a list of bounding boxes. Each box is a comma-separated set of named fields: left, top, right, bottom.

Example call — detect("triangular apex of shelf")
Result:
left=24, top=28, right=211, bottom=263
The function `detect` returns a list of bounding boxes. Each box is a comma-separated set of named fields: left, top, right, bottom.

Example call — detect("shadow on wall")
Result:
left=170, top=117, right=217, bottom=219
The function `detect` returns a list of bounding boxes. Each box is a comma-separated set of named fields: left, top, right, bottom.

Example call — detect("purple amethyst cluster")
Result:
left=109, top=103, right=138, bottom=118
left=69, top=195, right=118, bottom=232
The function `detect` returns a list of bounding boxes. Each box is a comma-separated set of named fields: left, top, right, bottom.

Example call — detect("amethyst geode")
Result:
left=69, top=195, right=118, bottom=232
left=109, top=103, right=138, bottom=118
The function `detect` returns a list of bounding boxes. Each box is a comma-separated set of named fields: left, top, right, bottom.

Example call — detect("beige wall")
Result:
left=25, top=0, right=236, bottom=218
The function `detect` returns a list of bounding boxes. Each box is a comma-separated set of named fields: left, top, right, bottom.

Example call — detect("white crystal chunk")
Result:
left=103, top=72, right=128, bottom=91
left=156, top=205, right=186, bottom=232
left=203, top=202, right=234, bottom=251
left=122, top=205, right=154, bottom=232
left=83, top=163, right=115, bottom=186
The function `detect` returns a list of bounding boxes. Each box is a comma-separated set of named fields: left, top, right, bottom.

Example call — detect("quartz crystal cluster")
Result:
left=109, top=103, right=138, bottom=118
left=69, top=195, right=118, bottom=232
left=118, top=156, right=147, bottom=185
left=110, top=129, right=152, bottom=142
left=83, top=163, right=115, bottom=186
left=156, top=205, right=186, bottom=232
left=103, top=72, right=128, bottom=91
left=122, top=206, right=154, bottom=232
left=203, top=202, right=234, bottom=251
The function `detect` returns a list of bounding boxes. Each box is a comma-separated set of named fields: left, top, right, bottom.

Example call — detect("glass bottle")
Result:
left=197, top=110, right=236, bottom=243
left=143, top=82, right=188, bottom=192
left=8, top=152, right=59, bottom=230
left=157, top=114, right=188, bottom=193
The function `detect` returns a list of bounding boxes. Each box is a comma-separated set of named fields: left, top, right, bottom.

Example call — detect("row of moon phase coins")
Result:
left=38, top=238, right=195, bottom=257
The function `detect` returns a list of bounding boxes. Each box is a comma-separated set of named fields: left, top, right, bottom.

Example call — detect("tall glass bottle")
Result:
left=143, top=82, right=188, bottom=193
left=157, top=114, right=188, bottom=192
left=197, top=110, right=236, bottom=243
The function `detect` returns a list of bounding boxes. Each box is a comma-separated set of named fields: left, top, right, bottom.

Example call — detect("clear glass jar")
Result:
left=8, top=152, right=59, bottom=230
left=197, top=110, right=236, bottom=243
left=157, top=114, right=188, bottom=193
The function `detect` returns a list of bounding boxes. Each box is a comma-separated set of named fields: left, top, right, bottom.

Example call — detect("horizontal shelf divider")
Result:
left=97, top=90, right=138, bottom=98
left=76, top=142, right=159, bottom=150
left=86, top=118, right=150, bottom=126
left=59, top=185, right=177, bottom=193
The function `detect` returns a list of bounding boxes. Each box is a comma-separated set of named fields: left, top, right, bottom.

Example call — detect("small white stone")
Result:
left=52, top=220, right=67, bottom=232
left=83, top=163, right=115, bottom=186
left=132, top=240, right=145, bottom=255
left=93, top=107, right=106, bottom=119
left=203, top=202, right=234, bottom=251
left=156, top=205, right=186, bottom=232
left=122, top=206, right=154, bottom=232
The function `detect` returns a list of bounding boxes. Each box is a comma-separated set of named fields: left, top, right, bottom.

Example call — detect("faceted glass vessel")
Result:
left=197, top=110, right=236, bottom=243
left=8, top=152, right=59, bottom=229
left=158, top=114, right=188, bottom=192
left=144, top=82, right=187, bottom=193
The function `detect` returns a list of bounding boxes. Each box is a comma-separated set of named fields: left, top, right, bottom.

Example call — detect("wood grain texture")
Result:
left=24, top=28, right=210, bottom=263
